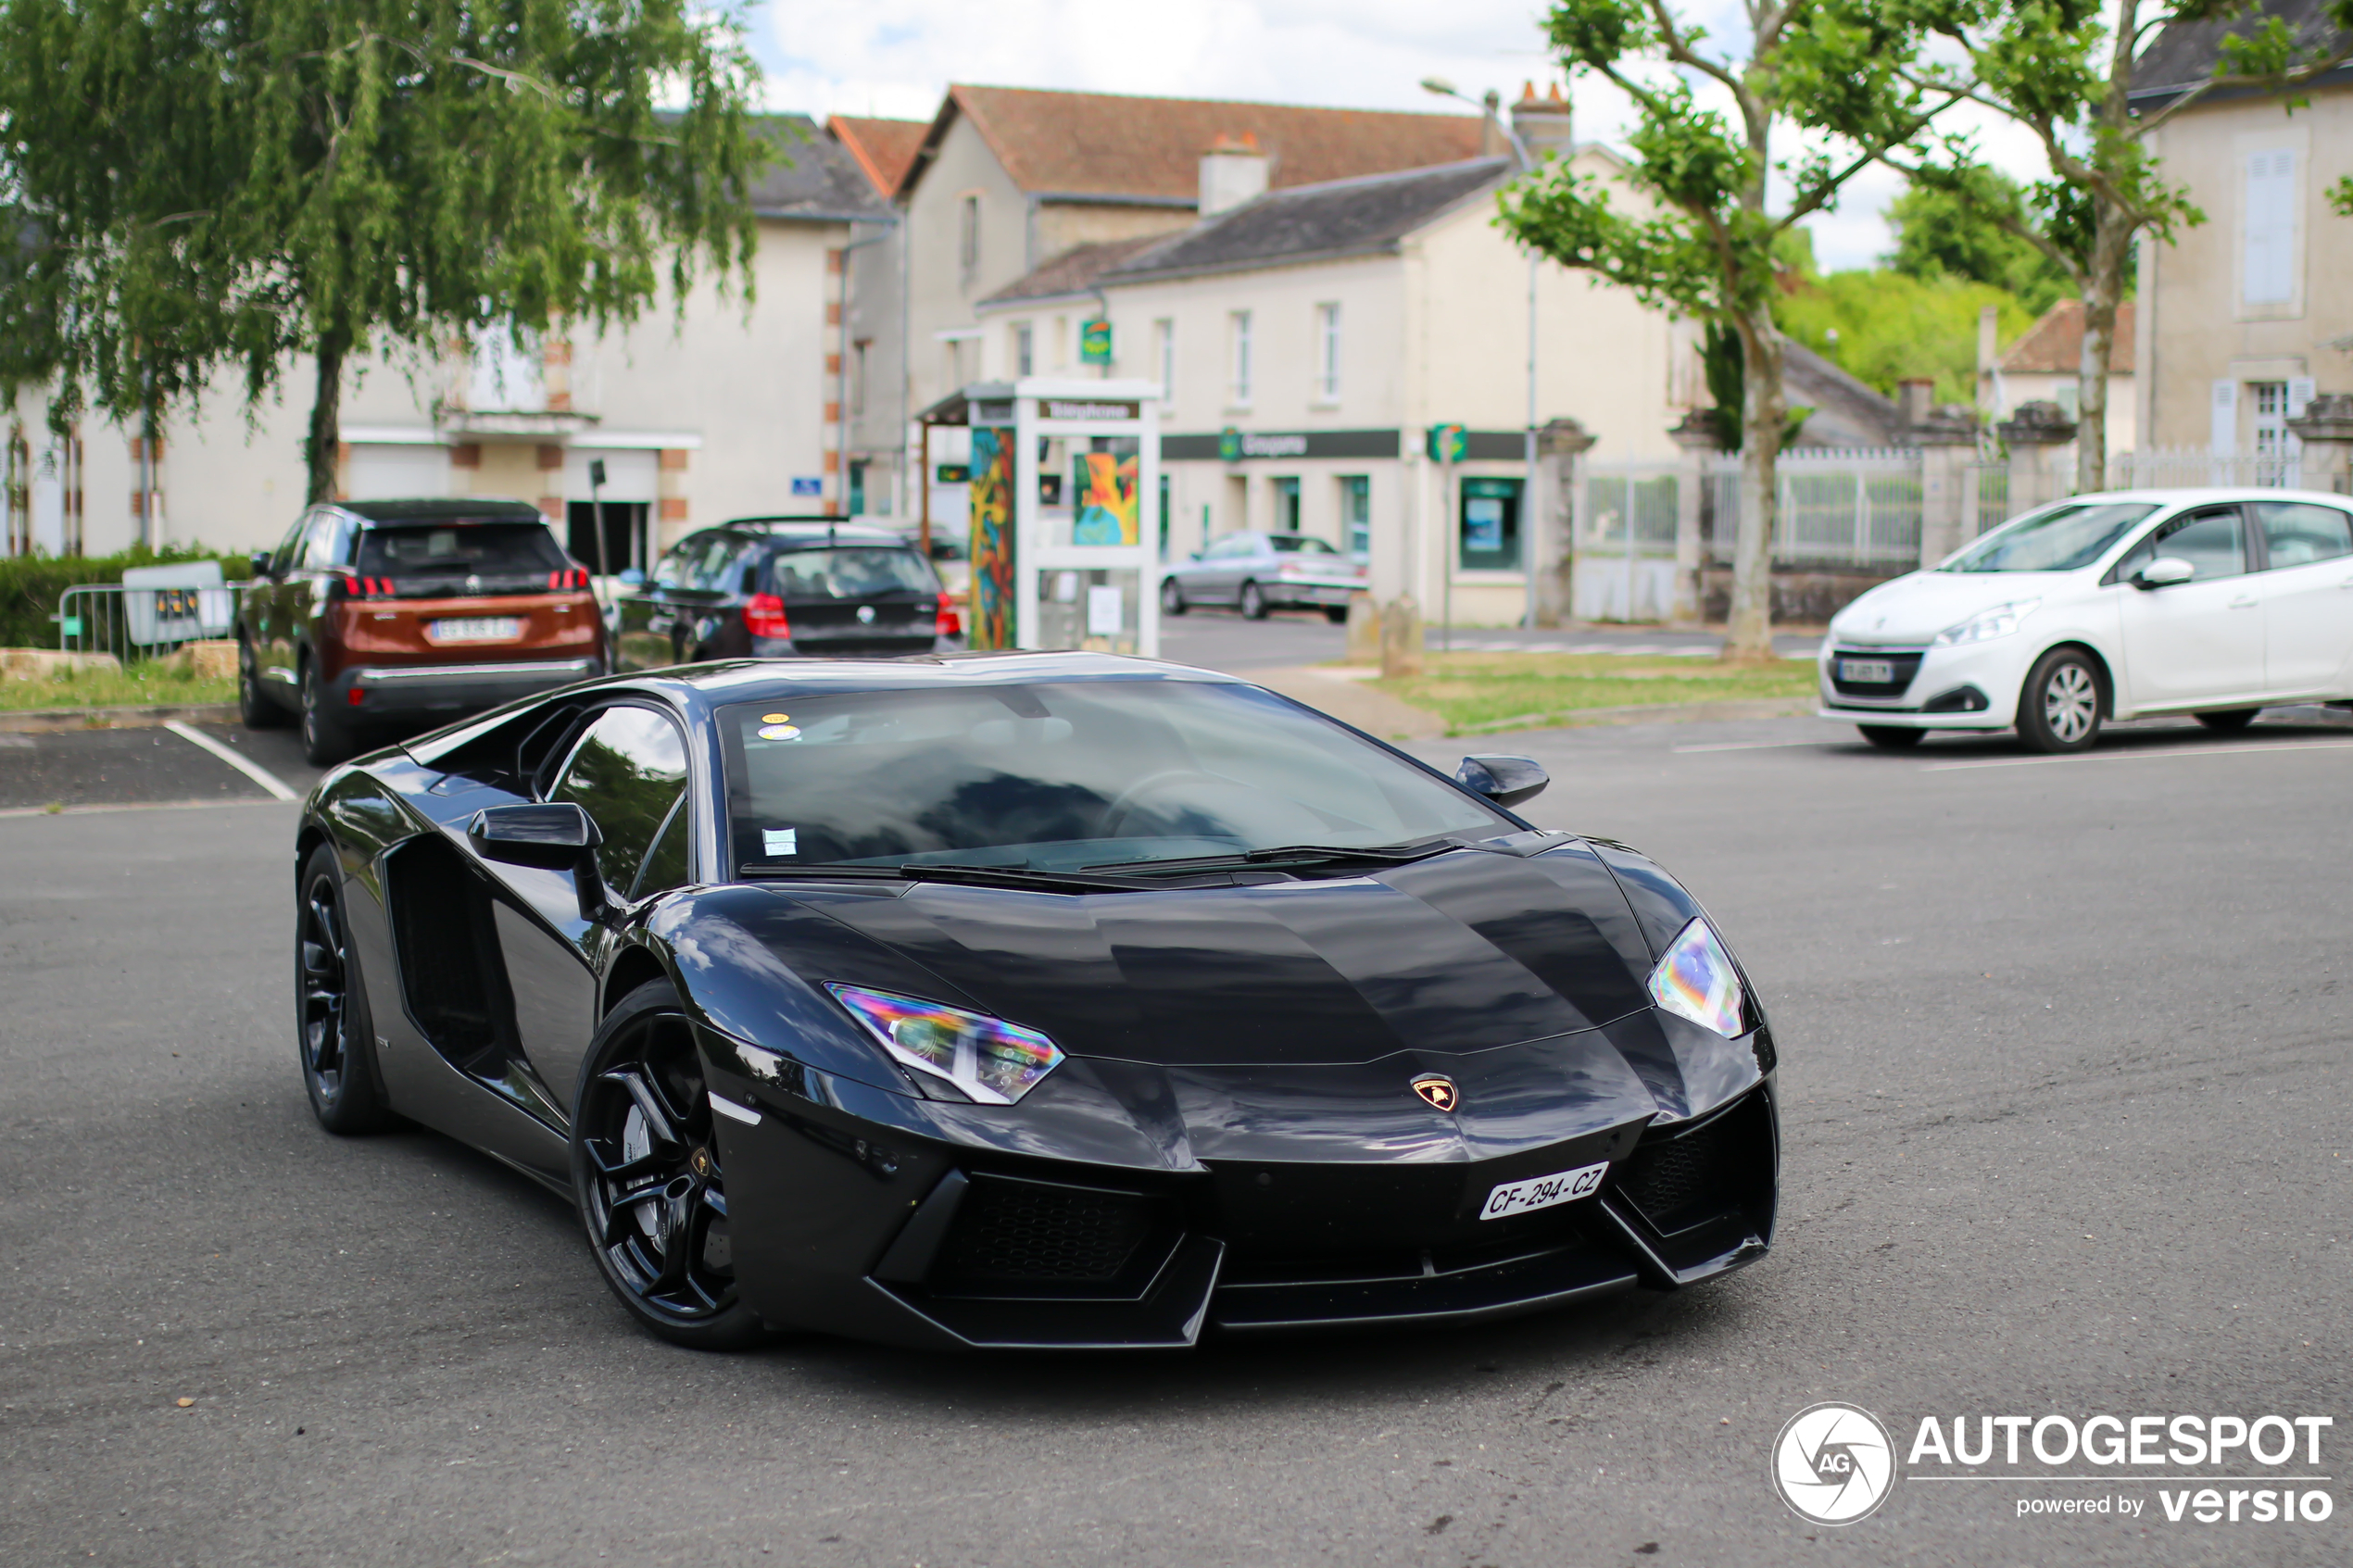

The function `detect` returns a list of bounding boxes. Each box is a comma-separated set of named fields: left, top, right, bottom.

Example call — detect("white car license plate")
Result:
left=1480, top=1160, right=1610, bottom=1221
left=1839, top=658, right=1895, bottom=684
left=428, top=617, right=522, bottom=643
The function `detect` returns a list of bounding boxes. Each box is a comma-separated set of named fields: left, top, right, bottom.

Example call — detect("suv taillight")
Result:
left=358, top=576, right=396, bottom=598
left=936, top=592, right=962, bottom=637
left=744, top=593, right=792, bottom=639
left=547, top=567, right=590, bottom=590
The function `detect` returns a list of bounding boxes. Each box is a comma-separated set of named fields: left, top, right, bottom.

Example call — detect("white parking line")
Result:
left=1922, top=739, right=2353, bottom=772
left=0, top=796, right=290, bottom=821
left=162, top=721, right=300, bottom=800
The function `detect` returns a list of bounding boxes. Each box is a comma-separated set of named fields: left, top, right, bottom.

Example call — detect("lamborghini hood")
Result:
left=794, top=844, right=1658, bottom=1068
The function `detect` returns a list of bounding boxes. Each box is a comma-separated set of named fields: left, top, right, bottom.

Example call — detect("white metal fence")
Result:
left=57, top=582, right=247, bottom=663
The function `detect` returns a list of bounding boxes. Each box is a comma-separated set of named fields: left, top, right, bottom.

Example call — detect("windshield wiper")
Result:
left=740, top=862, right=1151, bottom=894
left=1082, top=839, right=1459, bottom=875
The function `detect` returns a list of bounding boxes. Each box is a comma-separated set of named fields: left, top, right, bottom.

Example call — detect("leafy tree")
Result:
left=1884, top=175, right=2074, bottom=312
left=1501, top=0, right=1961, bottom=659
left=1777, top=268, right=2035, bottom=401
left=1888, top=0, right=2353, bottom=492
left=0, top=0, right=767, bottom=504
left=1698, top=322, right=1812, bottom=449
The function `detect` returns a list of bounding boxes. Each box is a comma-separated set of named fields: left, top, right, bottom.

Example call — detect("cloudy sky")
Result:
left=744, top=0, right=2047, bottom=273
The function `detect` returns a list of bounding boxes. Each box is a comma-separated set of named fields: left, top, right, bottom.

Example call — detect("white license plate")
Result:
left=1839, top=659, right=1895, bottom=684
left=428, top=617, right=522, bottom=643
left=1480, top=1160, right=1610, bottom=1221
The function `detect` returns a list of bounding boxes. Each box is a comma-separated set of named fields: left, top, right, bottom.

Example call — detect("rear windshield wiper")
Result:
left=1082, top=839, right=1459, bottom=875
left=740, top=862, right=1153, bottom=894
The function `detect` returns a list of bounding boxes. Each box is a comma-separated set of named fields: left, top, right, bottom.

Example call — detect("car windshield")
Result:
left=356, top=523, right=569, bottom=577
left=1267, top=535, right=1338, bottom=555
left=1940, top=503, right=2158, bottom=573
left=720, top=680, right=1508, bottom=874
left=766, top=547, right=938, bottom=600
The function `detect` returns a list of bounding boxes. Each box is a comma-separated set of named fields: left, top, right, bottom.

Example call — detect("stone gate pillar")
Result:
left=2286, top=393, right=2353, bottom=495
left=1533, top=417, right=1595, bottom=626
left=1910, top=407, right=1980, bottom=568
left=1667, top=413, right=1718, bottom=623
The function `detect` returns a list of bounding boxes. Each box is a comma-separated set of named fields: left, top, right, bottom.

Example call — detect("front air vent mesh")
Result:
left=1614, top=1092, right=1771, bottom=1236
left=933, top=1175, right=1155, bottom=1286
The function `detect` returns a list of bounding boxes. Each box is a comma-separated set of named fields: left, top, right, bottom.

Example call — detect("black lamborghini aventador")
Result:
left=291, top=652, right=1779, bottom=1350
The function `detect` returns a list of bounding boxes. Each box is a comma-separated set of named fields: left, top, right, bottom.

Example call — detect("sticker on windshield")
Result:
left=757, top=724, right=801, bottom=741
left=761, top=712, right=790, bottom=723
left=761, top=829, right=799, bottom=857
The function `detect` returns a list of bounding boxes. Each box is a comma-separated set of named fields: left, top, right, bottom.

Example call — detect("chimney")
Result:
left=1199, top=132, right=1269, bottom=218
left=1511, top=82, right=1575, bottom=166
left=1898, top=378, right=1935, bottom=427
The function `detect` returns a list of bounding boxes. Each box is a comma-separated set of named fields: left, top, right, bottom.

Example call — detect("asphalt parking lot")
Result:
left=2, top=640, right=2348, bottom=1566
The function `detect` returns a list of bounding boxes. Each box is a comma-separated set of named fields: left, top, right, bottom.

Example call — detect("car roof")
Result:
left=343, top=499, right=547, bottom=525
left=716, top=518, right=913, bottom=544
left=2022, top=487, right=2353, bottom=507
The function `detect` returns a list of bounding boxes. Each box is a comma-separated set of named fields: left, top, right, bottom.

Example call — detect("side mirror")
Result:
left=1189, top=551, right=1203, bottom=562
left=2133, top=556, right=2196, bottom=590
left=249, top=551, right=272, bottom=580
left=1456, top=755, right=1550, bottom=809
left=469, top=803, right=608, bottom=919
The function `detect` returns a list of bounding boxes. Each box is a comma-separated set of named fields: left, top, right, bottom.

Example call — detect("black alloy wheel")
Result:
left=1323, top=605, right=1350, bottom=625
left=572, top=981, right=764, bottom=1349
left=1239, top=581, right=1268, bottom=621
left=2195, top=709, right=2259, bottom=733
left=296, top=843, right=392, bottom=1134
left=2017, top=646, right=2103, bottom=754
left=1856, top=724, right=1925, bottom=750
left=299, top=658, right=352, bottom=767
left=1160, top=577, right=1188, bottom=616
left=239, top=636, right=286, bottom=728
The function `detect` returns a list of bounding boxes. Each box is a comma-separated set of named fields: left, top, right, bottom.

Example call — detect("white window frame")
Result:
left=1229, top=310, right=1253, bottom=408
left=1315, top=302, right=1341, bottom=403
left=1013, top=321, right=1034, bottom=378
left=2242, top=149, right=2296, bottom=309
left=1155, top=319, right=1176, bottom=406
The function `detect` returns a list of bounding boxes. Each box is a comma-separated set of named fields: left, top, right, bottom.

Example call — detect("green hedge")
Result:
left=0, top=546, right=253, bottom=650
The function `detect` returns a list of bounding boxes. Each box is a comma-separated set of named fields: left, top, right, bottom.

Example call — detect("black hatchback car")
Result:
left=614, top=521, right=958, bottom=671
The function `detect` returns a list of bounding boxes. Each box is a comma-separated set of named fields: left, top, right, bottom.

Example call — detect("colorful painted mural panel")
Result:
left=967, top=427, right=1016, bottom=650
left=1071, top=452, right=1139, bottom=546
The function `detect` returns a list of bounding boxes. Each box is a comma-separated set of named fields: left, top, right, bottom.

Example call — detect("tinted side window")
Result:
left=2254, top=501, right=2353, bottom=568
left=270, top=511, right=314, bottom=575
left=652, top=533, right=709, bottom=588
left=303, top=512, right=358, bottom=570
left=692, top=534, right=749, bottom=591
left=2119, top=508, right=2246, bottom=582
left=549, top=707, right=689, bottom=895
left=633, top=797, right=693, bottom=899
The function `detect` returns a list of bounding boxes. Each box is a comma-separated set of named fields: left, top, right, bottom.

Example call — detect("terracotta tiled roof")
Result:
left=977, top=237, right=1169, bottom=307
left=1999, top=300, right=2135, bottom=375
left=903, top=84, right=1489, bottom=204
left=827, top=116, right=928, bottom=200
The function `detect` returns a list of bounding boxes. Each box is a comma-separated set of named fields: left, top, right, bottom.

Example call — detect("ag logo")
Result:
left=1771, top=1402, right=1895, bottom=1524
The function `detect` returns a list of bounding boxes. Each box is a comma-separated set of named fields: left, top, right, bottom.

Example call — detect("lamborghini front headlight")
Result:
left=1646, top=918, right=1747, bottom=1038
left=824, top=983, right=1065, bottom=1104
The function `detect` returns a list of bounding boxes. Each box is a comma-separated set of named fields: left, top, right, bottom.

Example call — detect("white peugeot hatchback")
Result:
left=1819, top=489, right=2353, bottom=752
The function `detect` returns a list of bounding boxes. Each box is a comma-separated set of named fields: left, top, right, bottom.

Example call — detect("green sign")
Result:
left=1462, top=477, right=1521, bottom=498
left=936, top=463, right=971, bottom=483
left=1217, top=427, right=1243, bottom=463
left=1426, top=423, right=1467, bottom=462
left=1080, top=317, right=1113, bottom=366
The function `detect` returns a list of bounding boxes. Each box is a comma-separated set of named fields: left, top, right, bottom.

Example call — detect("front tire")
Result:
left=2017, top=647, right=2103, bottom=754
left=1323, top=605, right=1350, bottom=625
left=2195, top=709, right=2259, bottom=733
left=299, top=657, right=352, bottom=767
left=239, top=637, right=286, bottom=729
left=1160, top=577, right=1188, bottom=616
left=296, top=843, right=392, bottom=1134
left=572, top=981, right=765, bottom=1350
left=1239, top=581, right=1268, bottom=621
left=1857, top=725, right=1924, bottom=750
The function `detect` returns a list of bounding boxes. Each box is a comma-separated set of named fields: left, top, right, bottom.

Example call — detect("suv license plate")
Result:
left=428, top=617, right=522, bottom=643
left=1839, top=659, right=1895, bottom=684
left=1480, top=1160, right=1609, bottom=1221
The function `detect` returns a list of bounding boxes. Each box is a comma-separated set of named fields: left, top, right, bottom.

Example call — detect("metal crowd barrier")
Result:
left=56, top=582, right=248, bottom=664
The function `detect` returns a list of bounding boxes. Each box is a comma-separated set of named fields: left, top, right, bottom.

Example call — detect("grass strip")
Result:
left=1370, top=651, right=1817, bottom=734
left=0, top=666, right=237, bottom=711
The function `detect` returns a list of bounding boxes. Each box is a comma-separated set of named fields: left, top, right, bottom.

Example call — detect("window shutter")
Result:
left=2288, top=378, right=2315, bottom=419
left=2244, top=151, right=2296, bottom=305
left=2210, top=380, right=2237, bottom=455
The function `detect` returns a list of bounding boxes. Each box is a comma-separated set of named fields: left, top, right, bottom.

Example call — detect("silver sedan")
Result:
left=1161, top=532, right=1368, bottom=622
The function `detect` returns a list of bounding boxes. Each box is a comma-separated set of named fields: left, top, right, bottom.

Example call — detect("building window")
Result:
left=1155, top=319, right=1176, bottom=405
left=1229, top=310, right=1252, bottom=406
left=851, top=340, right=870, bottom=414
left=1274, top=476, right=1300, bottom=532
left=2249, top=381, right=2296, bottom=485
left=1315, top=303, right=1341, bottom=401
left=1340, top=475, right=1370, bottom=557
left=1013, top=322, right=1034, bottom=377
left=2244, top=150, right=2296, bottom=307
left=959, top=194, right=981, bottom=276
left=1459, top=477, right=1523, bottom=571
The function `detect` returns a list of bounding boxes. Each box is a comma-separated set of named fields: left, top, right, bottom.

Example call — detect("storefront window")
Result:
left=1458, top=477, right=1522, bottom=571
left=1340, top=475, right=1370, bottom=558
left=1275, top=476, right=1300, bottom=532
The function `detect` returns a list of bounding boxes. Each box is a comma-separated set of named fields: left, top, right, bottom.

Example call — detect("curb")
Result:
left=1453, top=696, right=1819, bottom=736
left=0, top=702, right=242, bottom=734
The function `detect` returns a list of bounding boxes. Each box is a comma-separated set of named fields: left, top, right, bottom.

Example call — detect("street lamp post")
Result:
left=1421, top=79, right=1541, bottom=632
